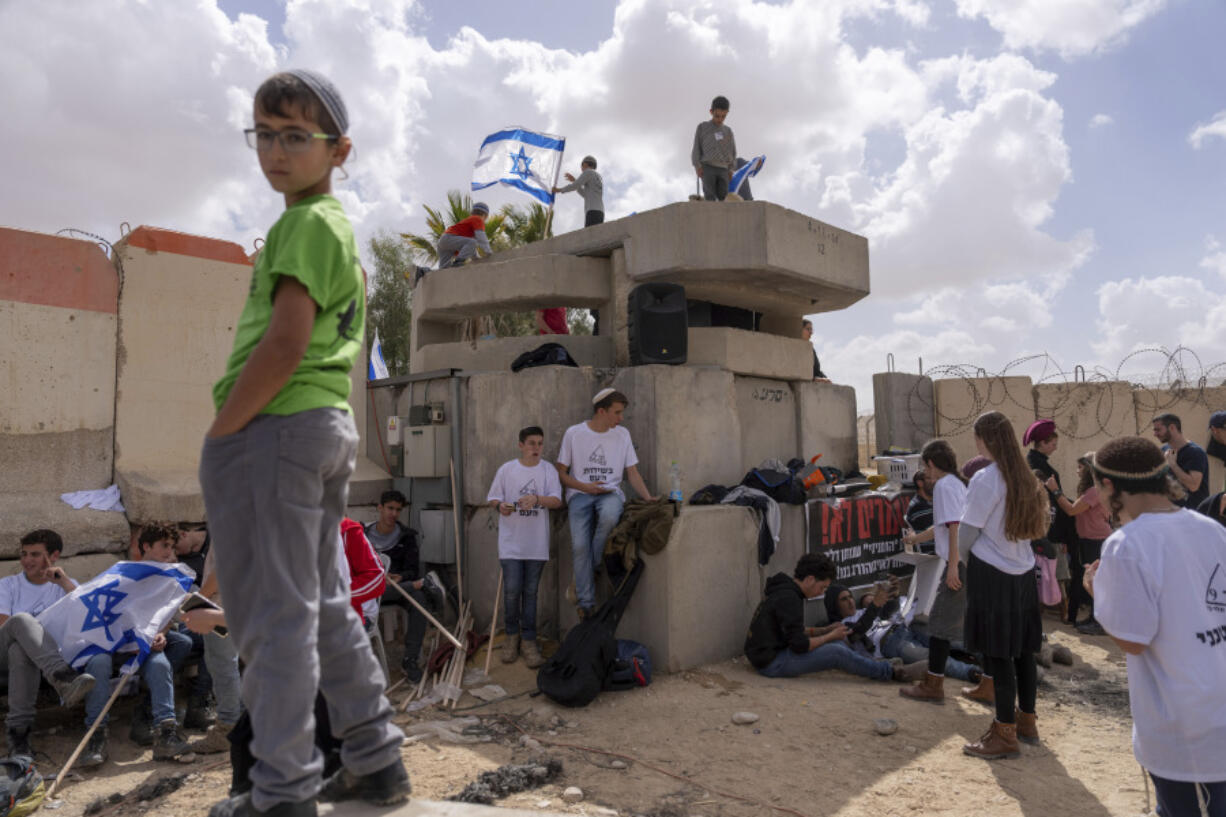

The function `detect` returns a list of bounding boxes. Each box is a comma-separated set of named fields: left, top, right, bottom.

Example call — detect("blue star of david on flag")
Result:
left=79, top=580, right=126, bottom=641
left=472, top=126, right=565, bottom=206
left=508, top=147, right=534, bottom=179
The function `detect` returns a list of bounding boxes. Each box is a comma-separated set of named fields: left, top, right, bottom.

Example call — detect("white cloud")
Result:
left=954, top=0, right=1166, bottom=58
left=1189, top=110, right=1226, bottom=149
left=1092, top=276, right=1226, bottom=362
left=1089, top=113, right=1113, bottom=128
left=1200, top=236, right=1226, bottom=281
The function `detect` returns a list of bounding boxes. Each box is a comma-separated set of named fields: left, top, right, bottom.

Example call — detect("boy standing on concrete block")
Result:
left=553, top=155, right=605, bottom=226
left=486, top=426, right=563, bottom=668
left=436, top=202, right=492, bottom=269
left=692, top=95, right=737, bottom=201
left=556, top=389, right=655, bottom=618
left=199, top=69, right=406, bottom=817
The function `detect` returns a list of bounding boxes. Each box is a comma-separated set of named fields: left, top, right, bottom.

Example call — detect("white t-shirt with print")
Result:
left=486, top=459, right=563, bottom=561
left=960, top=463, right=1035, bottom=575
left=1093, top=508, right=1226, bottom=782
left=0, top=572, right=72, bottom=617
left=932, top=474, right=968, bottom=563
left=557, top=422, right=639, bottom=503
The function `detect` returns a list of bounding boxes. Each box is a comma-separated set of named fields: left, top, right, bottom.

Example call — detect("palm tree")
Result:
left=400, top=190, right=507, bottom=266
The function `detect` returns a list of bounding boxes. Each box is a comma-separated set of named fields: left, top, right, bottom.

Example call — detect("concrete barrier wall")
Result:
left=933, top=376, right=1035, bottom=467
left=1132, top=385, right=1226, bottom=493
left=1034, top=382, right=1138, bottom=487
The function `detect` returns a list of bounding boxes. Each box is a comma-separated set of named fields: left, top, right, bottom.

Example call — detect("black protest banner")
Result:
left=805, top=493, right=913, bottom=585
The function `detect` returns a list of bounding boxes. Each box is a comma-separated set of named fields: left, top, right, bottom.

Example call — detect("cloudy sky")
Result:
left=3, top=0, right=1224, bottom=411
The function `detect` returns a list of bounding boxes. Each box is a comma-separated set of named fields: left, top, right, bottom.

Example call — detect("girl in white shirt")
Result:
left=1086, top=436, right=1226, bottom=817
left=960, top=411, right=1050, bottom=760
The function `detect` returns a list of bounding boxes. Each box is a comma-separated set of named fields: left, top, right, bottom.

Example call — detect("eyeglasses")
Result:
left=244, top=127, right=338, bottom=154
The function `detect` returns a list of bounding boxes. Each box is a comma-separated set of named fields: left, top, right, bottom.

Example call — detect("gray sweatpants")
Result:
left=436, top=233, right=479, bottom=269
left=701, top=164, right=730, bottom=201
left=199, top=408, right=403, bottom=811
left=3, top=612, right=74, bottom=731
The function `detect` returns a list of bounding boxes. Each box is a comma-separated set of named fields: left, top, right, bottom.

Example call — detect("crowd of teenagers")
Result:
left=4, top=64, right=1223, bottom=817
left=746, top=409, right=1226, bottom=816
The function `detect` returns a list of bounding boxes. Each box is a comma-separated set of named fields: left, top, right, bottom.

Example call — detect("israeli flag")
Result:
left=730, top=155, right=765, bottom=195
left=37, top=561, right=194, bottom=672
left=472, top=127, right=565, bottom=206
left=368, top=329, right=389, bottom=381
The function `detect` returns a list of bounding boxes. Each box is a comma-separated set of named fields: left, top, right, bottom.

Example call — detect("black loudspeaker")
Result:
left=628, top=283, right=687, bottom=365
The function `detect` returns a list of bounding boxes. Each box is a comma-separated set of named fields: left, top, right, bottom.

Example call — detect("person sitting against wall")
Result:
left=744, top=553, right=916, bottom=682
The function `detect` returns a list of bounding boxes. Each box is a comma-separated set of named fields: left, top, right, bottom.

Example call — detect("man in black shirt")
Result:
left=1152, top=413, right=1209, bottom=510
left=905, top=471, right=934, bottom=537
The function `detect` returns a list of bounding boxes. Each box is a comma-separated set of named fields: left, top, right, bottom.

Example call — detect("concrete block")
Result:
left=796, top=382, right=859, bottom=474
left=872, top=372, right=935, bottom=455
left=0, top=552, right=120, bottom=582
left=616, top=506, right=763, bottom=672
left=1034, top=381, right=1138, bottom=486
left=116, top=469, right=205, bottom=524
left=934, top=376, right=1034, bottom=468
left=734, top=376, right=799, bottom=470
left=461, top=367, right=597, bottom=501
left=687, top=327, right=814, bottom=381
left=764, top=504, right=808, bottom=577
left=1133, top=385, right=1226, bottom=493
left=0, top=428, right=114, bottom=496
left=611, top=366, right=742, bottom=499
left=414, top=335, right=614, bottom=375
left=413, top=254, right=611, bottom=322
left=0, top=493, right=129, bottom=558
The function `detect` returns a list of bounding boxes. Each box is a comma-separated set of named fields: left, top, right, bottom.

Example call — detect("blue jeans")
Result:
left=567, top=491, right=624, bottom=609
left=501, top=559, right=545, bottom=641
left=880, top=627, right=977, bottom=682
left=1150, top=773, right=1226, bottom=817
left=759, top=641, right=892, bottom=681
left=84, top=633, right=192, bottom=727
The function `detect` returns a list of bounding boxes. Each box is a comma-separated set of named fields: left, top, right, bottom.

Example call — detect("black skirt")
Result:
left=964, top=551, right=1042, bottom=659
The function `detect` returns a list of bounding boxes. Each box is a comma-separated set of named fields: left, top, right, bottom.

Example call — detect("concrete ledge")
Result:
left=0, top=552, right=120, bottom=581
left=0, top=428, right=114, bottom=495
left=116, top=469, right=205, bottom=525
left=415, top=335, right=614, bottom=375
left=415, top=254, right=611, bottom=321
left=0, top=493, right=129, bottom=558
left=687, top=327, right=813, bottom=381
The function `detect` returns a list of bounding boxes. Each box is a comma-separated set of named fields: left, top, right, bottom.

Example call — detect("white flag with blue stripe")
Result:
left=730, top=155, right=765, bottom=195
left=472, top=127, right=565, bottom=206
left=368, top=328, right=389, bottom=381
left=37, top=561, right=194, bottom=672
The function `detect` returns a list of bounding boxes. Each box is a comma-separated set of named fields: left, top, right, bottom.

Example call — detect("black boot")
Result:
left=208, top=791, right=317, bottom=817
left=6, top=726, right=32, bottom=757
left=318, top=759, right=411, bottom=806
left=401, top=656, right=423, bottom=684
left=184, top=693, right=217, bottom=730
left=130, top=696, right=154, bottom=746
left=152, top=719, right=192, bottom=761
left=78, top=726, right=108, bottom=769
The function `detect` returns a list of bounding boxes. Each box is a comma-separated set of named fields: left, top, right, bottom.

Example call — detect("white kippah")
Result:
left=592, top=387, right=617, bottom=406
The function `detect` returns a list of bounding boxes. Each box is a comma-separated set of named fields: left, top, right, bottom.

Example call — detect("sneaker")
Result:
left=50, top=667, right=96, bottom=708
left=209, top=791, right=317, bottom=817
left=6, top=726, right=32, bottom=757
left=521, top=640, right=545, bottom=669
left=1076, top=620, right=1106, bottom=636
left=401, top=656, right=423, bottom=684
left=130, top=698, right=154, bottom=746
left=411, top=266, right=429, bottom=288
left=191, top=720, right=236, bottom=754
left=78, top=725, right=108, bottom=770
left=501, top=634, right=521, bottom=664
left=317, top=759, right=411, bottom=806
left=422, top=571, right=445, bottom=604
left=152, top=719, right=193, bottom=761
left=185, top=693, right=217, bottom=730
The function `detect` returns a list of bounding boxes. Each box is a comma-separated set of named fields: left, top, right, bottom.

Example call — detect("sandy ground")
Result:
left=23, top=618, right=1149, bottom=817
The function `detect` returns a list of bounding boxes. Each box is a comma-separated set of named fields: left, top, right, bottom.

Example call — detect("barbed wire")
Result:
left=901, top=347, right=1226, bottom=440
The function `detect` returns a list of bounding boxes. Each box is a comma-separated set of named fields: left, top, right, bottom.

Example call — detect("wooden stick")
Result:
left=449, top=459, right=464, bottom=613
left=384, top=574, right=463, bottom=649
left=47, top=669, right=133, bottom=799
left=483, top=569, right=504, bottom=677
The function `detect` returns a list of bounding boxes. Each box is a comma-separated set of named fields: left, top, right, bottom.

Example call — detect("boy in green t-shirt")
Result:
left=199, top=70, right=407, bottom=817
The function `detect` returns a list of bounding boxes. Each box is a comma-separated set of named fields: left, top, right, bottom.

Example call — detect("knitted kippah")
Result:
left=592, top=388, right=616, bottom=406
left=285, top=68, right=349, bottom=134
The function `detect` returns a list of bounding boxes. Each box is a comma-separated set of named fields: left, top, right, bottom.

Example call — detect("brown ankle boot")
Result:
left=961, top=674, right=994, bottom=705
left=1015, top=709, right=1039, bottom=745
left=899, top=672, right=945, bottom=703
left=963, top=720, right=1020, bottom=759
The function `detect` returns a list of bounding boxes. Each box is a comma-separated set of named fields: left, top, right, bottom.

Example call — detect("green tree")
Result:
left=365, top=231, right=414, bottom=376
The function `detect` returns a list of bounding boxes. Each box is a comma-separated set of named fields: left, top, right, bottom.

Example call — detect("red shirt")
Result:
left=341, top=518, right=386, bottom=618
left=445, top=215, right=486, bottom=238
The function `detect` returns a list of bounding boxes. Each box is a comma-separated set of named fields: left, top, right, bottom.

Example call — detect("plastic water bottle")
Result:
left=669, top=461, right=683, bottom=502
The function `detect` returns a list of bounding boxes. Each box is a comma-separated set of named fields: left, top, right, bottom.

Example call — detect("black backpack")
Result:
left=537, top=560, right=644, bottom=707
left=510, top=343, right=579, bottom=372
left=741, top=468, right=807, bottom=504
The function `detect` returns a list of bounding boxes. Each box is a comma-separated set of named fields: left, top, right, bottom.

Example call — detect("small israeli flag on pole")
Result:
left=368, top=329, right=389, bottom=381
left=730, top=155, right=765, bottom=195
left=472, top=127, right=566, bottom=206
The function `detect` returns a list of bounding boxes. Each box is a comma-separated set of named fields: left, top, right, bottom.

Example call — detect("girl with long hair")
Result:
left=1086, top=436, right=1226, bottom=817
left=900, top=439, right=968, bottom=703
left=960, top=412, right=1050, bottom=759
left=1048, top=453, right=1114, bottom=634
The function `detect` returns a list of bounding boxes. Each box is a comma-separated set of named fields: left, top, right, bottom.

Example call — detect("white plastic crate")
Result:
left=873, top=454, right=922, bottom=485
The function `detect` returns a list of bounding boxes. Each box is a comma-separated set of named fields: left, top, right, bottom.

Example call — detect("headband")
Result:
left=1089, top=451, right=1169, bottom=481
